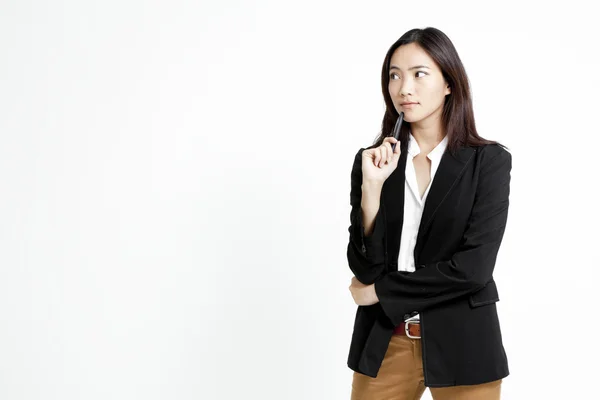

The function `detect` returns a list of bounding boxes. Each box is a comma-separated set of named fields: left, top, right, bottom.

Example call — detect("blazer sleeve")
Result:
left=374, top=146, right=512, bottom=326
left=346, top=148, right=387, bottom=285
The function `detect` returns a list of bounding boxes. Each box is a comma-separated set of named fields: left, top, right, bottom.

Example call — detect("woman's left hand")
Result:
left=349, top=277, right=379, bottom=306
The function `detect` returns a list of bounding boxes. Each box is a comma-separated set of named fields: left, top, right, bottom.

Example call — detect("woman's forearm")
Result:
left=361, top=180, right=384, bottom=237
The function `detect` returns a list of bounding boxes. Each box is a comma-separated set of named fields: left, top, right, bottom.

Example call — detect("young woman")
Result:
left=347, top=27, right=511, bottom=399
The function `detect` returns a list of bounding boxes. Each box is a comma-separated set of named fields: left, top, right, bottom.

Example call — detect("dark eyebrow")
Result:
left=389, top=64, right=430, bottom=71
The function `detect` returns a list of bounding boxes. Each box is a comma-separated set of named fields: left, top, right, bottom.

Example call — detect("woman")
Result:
left=347, top=27, right=511, bottom=399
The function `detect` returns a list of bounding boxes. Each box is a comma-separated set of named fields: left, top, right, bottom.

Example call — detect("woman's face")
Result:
left=388, top=43, right=451, bottom=124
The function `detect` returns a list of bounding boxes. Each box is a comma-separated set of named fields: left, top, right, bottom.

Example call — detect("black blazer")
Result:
left=346, top=141, right=511, bottom=387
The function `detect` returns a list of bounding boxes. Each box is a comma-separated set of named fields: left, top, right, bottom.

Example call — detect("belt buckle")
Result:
left=404, top=314, right=421, bottom=339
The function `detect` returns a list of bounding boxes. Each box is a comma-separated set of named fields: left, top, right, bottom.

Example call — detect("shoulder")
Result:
left=351, top=144, right=378, bottom=179
left=473, top=143, right=512, bottom=171
left=352, top=148, right=364, bottom=168
left=351, top=148, right=365, bottom=179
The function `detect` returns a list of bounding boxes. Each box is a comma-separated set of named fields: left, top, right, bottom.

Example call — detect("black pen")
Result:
left=391, top=111, right=404, bottom=152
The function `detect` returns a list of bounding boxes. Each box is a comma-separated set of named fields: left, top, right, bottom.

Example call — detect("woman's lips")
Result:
left=401, top=103, right=418, bottom=108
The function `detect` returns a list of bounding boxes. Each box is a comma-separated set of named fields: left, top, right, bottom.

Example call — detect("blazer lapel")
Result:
left=414, top=146, right=476, bottom=262
left=381, top=148, right=408, bottom=263
left=382, top=144, right=476, bottom=267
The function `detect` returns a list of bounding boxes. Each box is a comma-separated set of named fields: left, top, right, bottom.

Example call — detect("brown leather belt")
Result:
left=393, top=321, right=421, bottom=338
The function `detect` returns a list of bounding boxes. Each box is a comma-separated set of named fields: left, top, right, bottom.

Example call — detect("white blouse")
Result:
left=398, top=131, right=448, bottom=320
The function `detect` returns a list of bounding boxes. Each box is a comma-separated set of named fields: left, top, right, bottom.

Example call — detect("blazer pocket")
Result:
left=469, top=279, right=500, bottom=308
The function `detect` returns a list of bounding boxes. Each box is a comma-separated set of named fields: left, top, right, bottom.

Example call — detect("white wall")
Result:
left=1, top=0, right=598, bottom=399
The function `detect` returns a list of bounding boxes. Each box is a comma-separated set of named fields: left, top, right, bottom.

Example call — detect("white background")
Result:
left=1, top=0, right=599, bottom=399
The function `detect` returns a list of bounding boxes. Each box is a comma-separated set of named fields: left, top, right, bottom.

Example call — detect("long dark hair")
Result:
left=373, top=27, right=507, bottom=156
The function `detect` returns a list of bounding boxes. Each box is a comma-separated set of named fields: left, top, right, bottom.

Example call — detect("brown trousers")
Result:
left=351, top=334, right=502, bottom=400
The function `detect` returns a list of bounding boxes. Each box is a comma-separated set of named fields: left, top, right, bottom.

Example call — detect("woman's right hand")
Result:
left=361, top=137, right=401, bottom=185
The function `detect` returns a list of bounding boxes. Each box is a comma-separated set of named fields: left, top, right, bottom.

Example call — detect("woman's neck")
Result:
left=410, top=125, right=445, bottom=153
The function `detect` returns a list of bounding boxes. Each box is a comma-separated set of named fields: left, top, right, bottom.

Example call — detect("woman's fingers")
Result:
left=377, top=137, right=399, bottom=167
left=369, top=137, right=400, bottom=168
left=372, top=148, right=380, bottom=167
left=384, top=137, right=400, bottom=160
left=383, top=141, right=393, bottom=164
left=378, top=146, right=387, bottom=168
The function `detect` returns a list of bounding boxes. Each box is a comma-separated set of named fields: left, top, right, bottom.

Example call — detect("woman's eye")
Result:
left=390, top=71, right=427, bottom=79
